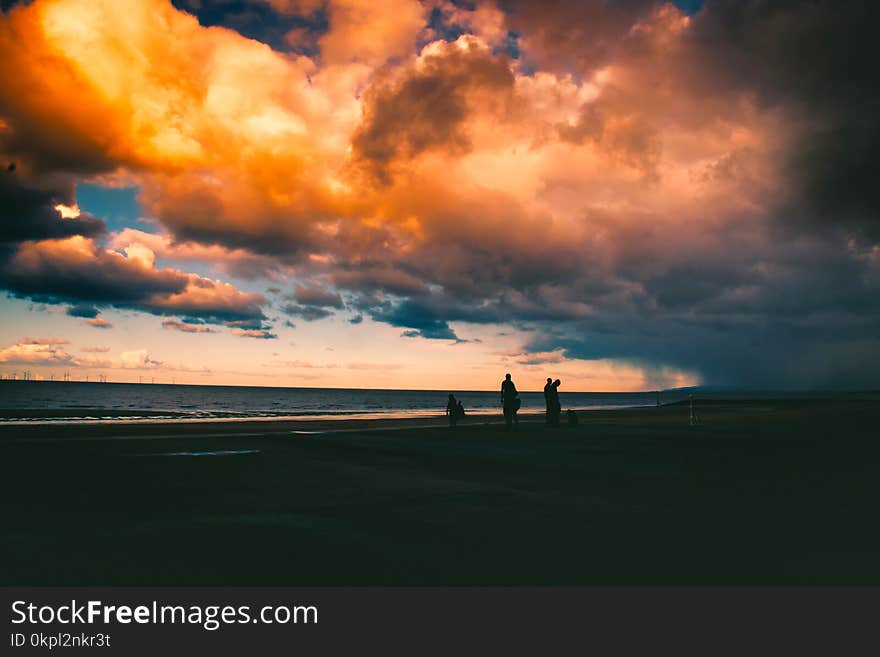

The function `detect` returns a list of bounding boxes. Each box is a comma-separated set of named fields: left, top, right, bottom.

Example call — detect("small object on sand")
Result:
left=6, top=162, right=15, bottom=173
left=566, top=409, right=578, bottom=426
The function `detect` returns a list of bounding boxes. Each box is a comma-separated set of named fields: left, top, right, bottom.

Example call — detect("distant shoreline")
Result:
left=2, top=389, right=879, bottom=427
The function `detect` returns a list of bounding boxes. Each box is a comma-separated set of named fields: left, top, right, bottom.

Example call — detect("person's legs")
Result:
left=503, top=407, right=512, bottom=430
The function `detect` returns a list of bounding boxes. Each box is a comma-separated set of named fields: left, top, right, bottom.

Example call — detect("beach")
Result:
left=2, top=398, right=879, bottom=585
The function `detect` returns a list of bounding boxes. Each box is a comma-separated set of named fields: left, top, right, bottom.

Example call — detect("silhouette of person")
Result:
left=500, top=373, right=519, bottom=431
left=549, top=379, right=562, bottom=426
left=446, top=393, right=460, bottom=428
left=543, top=377, right=553, bottom=425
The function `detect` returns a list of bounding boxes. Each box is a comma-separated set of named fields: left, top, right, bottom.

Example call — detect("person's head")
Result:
left=547, top=378, right=552, bottom=384
left=448, top=393, right=455, bottom=400
left=554, top=379, right=561, bottom=386
left=505, top=373, right=511, bottom=381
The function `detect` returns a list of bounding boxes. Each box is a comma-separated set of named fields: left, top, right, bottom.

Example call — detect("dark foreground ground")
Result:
left=1, top=399, right=879, bottom=585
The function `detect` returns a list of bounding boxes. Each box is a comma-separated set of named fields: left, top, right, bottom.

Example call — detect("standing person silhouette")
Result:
left=501, top=373, right=519, bottom=431
left=544, top=377, right=553, bottom=425
left=549, top=379, right=562, bottom=426
left=446, top=394, right=460, bottom=428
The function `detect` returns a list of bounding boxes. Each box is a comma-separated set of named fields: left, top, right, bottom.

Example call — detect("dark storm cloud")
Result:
left=330, top=265, right=429, bottom=297
left=504, top=0, right=655, bottom=75
left=281, top=303, right=334, bottom=321
left=292, top=283, right=344, bottom=308
left=360, top=296, right=455, bottom=340
left=519, top=228, right=880, bottom=388
left=399, top=324, right=458, bottom=341
left=0, top=1, right=32, bottom=12
left=351, top=37, right=515, bottom=182
left=279, top=282, right=345, bottom=321
left=65, top=304, right=99, bottom=318
left=365, top=297, right=467, bottom=341
left=674, top=0, right=880, bottom=239
left=531, top=306, right=880, bottom=390
left=0, top=175, right=105, bottom=244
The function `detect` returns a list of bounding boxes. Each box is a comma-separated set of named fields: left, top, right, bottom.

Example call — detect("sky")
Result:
left=0, top=0, right=877, bottom=391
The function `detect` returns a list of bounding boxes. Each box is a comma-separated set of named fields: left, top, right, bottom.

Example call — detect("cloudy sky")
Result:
left=0, top=0, right=877, bottom=390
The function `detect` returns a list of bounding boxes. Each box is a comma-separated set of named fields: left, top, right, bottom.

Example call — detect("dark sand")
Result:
left=2, top=399, right=879, bottom=585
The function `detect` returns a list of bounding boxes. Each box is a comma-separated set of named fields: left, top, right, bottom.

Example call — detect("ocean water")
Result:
left=0, top=380, right=677, bottom=424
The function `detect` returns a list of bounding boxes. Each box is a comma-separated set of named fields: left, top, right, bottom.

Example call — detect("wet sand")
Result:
left=2, top=398, right=879, bottom=585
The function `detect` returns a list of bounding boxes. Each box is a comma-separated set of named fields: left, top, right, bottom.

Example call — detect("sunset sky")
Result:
left=0, top=0, right=877, bottom=390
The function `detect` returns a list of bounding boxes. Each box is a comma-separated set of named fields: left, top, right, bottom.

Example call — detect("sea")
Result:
left=0, top=380, right=681, bottom=424
left=2, top=381, right=874, bottom=425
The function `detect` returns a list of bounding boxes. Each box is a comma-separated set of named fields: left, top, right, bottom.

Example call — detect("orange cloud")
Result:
left=319, top=0, right=427, bottom=66
left=1, top=0, right=789, bottom=271
left=84, top=317, right=113, bottom=329
left=231, top=328, right=277, bottom=339
left=351, top=36, right=515, bottom=183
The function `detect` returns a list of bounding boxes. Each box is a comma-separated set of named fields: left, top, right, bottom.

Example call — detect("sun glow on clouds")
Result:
left=54, top=203, right=80, bottom=219
left=1, top=0, right=877, bottom=388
